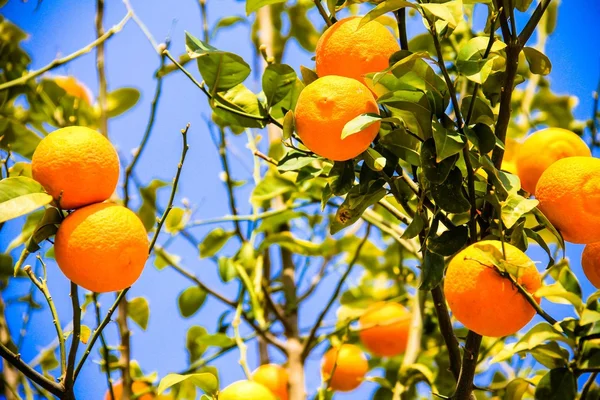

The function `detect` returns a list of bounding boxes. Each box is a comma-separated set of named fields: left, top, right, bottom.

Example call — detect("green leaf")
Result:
left=25, top=207, right=62, bottom=253
left=503, top=378, right=531, bottom=400
left=199, top=228, right=236, bottom=258
left=251, top=174, right=296, bottom=207
left=361, top=0, right=420, bottom=27
left=300, top=65, right=318, bottom=86
left=213, top=84, right=269, bottom=129
left=420, top=138, right=458, bottom=184
left=154, top=246, right=181, bottom=270
left=328, top=161, right=355, bottom=196
left=128, top=297, right=150, bottom=330
left=262, top=64, right=297, bottom=108
left=456, top=36, right=506, bottom=84
left=185, top=32, right=250, bottom=91
left=0, top=254, right=15, bottom=278
left=432, top=121, right=465, bottom=162
left=341, top=113, right=382, bottom=140
left=534, top=368, right=576, bottom=400
left=362, top=148, right=386, bottom=172
left=211, top=16, right=247, bottom=39
left=421, top=0, right=464, bottom=37
left=137, top=179, right=169, bottom=231
left=178, top=286, right=207, bottom=318
left=158, top=373, right=218, bottom=396
left=0, top=118, right=42, bottom=159
left=514, top=0, right=535, bottom=13
left=419, top=250, right=445, bottom=291
left=430, top=168, right=470, bottom=214
left=529, top=342, right=569, bottom=369
left=106, top=87, right=140, bottom=118
left=500, top=193, right=538, bottom=229
left=282, top=110, right=294, bottom=141
left=8, top=162, right=32, bottom=178
left=401, top=212, right=426, bottom=240
left=535, top=284, right=584, bottom=314
left=331, top=180, right=386, bottom=234
left=217, top=257, right=237, bottom=282
left=245, top=0, right=286, bottom=15
left=428, top=225, right=468, bottom=256
left=259, top=232, right=321, bottom=256
left=277, top=150, right=316, bottom=172
left=522, top=47, right=552, bottom=75
left=79, top=325, right=91, bottom=344
left=379, top=128, right=421, bottom=166
left=0, top=177, right=53, bottom=223
left=165, top=207, right=188, bottom=235
left=471, top=123, right=496, bottom=153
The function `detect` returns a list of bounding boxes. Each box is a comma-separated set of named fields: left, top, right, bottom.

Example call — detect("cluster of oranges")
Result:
left=508, top=127, right=600, bottom=287
left=294, top=16, right=399, bottom=161
left=31, top=125, right=148, bottom=293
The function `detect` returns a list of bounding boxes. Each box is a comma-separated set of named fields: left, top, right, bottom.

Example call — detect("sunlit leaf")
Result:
left=0, top=177, right=53, bottom=223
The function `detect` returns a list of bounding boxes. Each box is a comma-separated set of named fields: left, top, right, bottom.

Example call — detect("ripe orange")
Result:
left=535, top=157, right=600, bottom=244
left=515, top=127, right=590, bottom=193
left=315, top=16, right=399, bottom=86
left=106, top=380, right=154, bottom=400
left=501, top=137, right=519, bottom=175
left=321, top=344, right=368, bottom=392
left=252, top=364, right=289, bottom=400
left=582, top=243, right=600, bottom=288
left=358, top=302, right=410, bottom=357
left=294, top=76, right=379, bottom=161
left=444, top=240, right=542, bottom=337
left=53, top=75, right=93, bottom=104
left=219, top=380, right=277, bottom=400
left=32, top=126, right=119, bottom=210
left=54, top=203, right=148, bottom=293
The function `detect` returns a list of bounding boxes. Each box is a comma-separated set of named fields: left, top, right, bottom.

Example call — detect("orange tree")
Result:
left=0, top=1, right=600, bottom=400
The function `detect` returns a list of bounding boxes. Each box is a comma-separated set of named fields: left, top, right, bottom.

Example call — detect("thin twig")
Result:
left=0, top=341, right=64, bottom=397
left=313, top=0, right=333, bottom=27
left=518, top=0, right=553, bottom=46
left=23, top=263, right=66, bottom=377
left=96, top=0, right=108, bottom=137
left=454, top=332, right=482, bottom=400
left=394, top=9, right=409, bottom=50
left=181, top=334, right=256, bottom=374
left=74, top=289, right=127, bottom=379
left=301, top=225, right=371, bottom=359
left=123, top=43, right=170, bottom=208
left=233, top=302, right=252, bottom=379
left=93, top=294, right=115, bottom=400
left=581, top=372, right=599, bottom=399
left=122, top=0, right=161, bottom=53
left=218, top=127, right=245, bottom=241
left=431, top=287, right=461, bottom=382
left=198, top=0, right=209, bottom=43
left=0, top=13, right=131, bottom=92
left=64, top=282, right=81, bottom=392
left=187, top=202, right=313, bottom=227
left=162, top=50, right=283, bottom=129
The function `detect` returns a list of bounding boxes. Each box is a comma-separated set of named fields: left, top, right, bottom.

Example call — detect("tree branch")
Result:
left=23, top=264, right=66, bottom=377
left=431, top=286, right=461, bottom=382
left=313, top=1, right=333, bottom=27
left=96, top=0, right=109, bottom=137
left=394, top=9, right=409, bottom=51
left=0, top=341, right=64, bottom=398
left=518, top=0, right=553, bottom=46
left=64, top=282, right=81, bottom=394
left=301, top=225, right=371, bottom=359
left=217, top=127, right=245, bottom=241
left=93, top=294, right=115, bottom=400
left=454, top=331, right=482, bottom=400
left=0, top=12, right=131, bottom=92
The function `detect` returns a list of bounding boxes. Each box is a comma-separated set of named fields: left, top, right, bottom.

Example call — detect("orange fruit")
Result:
left=535, top=157, right=600, bottom=244
left=252, top=364, right=289, bottom=400
left=55, top=203, right=148, bottom=293
left=515, top=127, right=590, bottom=193
left=582, top=243, right=600, bottom=288
left=54, top=75, right=93, bottom=104
left=444, top=240, right=542, bottom=337
left=106, top=380, right=154, bottom=400
left=219, top=380, right=277, bottom=400
left=321, top=344, right=368, bottom=392
left=358, top=302, right=410, bottom=357
left=315, top=16, right=399, bottom=86
left=294, top=76, right=380, bottom=161
left=32, top=126, right=119, bottom=210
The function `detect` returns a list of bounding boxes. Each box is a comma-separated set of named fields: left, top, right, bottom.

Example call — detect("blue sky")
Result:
left=1, top=0, right=599, bottom=399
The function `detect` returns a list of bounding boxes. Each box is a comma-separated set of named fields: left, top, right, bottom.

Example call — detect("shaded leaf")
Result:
left=428, top=225, right=468, bottom=256
left=523, top=47, right=552, bottom=75
left=262, top=63, right=297, bottom=108
left=419, top=250, right=445, bottom=291
left=128, top=297, right=150, bottom=330
left=199, top=228, right=236, bottom=258
left=534, top=368, right=576, bottom=400
left=430, top=168, right=470, bottom=214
